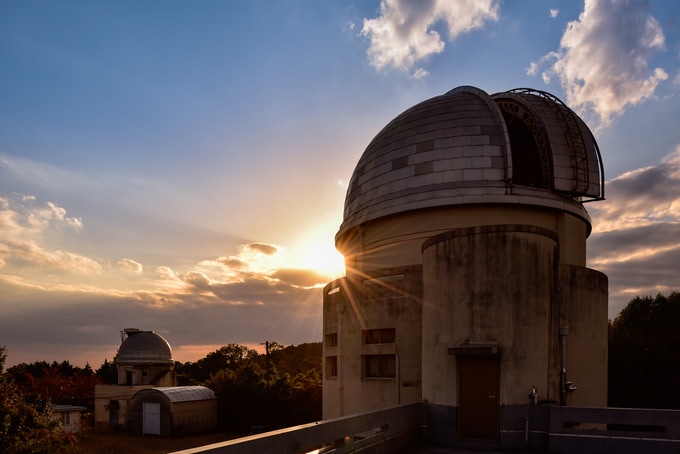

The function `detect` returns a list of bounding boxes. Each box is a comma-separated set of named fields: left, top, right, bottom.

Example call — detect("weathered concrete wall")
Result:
left=558, top=264, right=609, bottom=407
left=94, top=384, right=152, bottom=431
left=421, top=225, right=559, bottom=406
left=322, top=266, right=423, bottom=418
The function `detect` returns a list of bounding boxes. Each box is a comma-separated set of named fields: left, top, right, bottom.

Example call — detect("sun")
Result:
left=294, top=240, right=345, bottom=279
left=288, top=229, right=345, bottom=279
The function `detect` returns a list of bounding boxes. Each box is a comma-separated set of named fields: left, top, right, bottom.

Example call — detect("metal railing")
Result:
left=170, top=403, right=423, bottom=454
left=549, top=406, right=680, bottom=454
left=170, top=402, right=680, bottom=454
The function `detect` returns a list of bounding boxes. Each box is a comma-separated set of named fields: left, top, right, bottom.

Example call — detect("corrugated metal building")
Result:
left=129, top=386, right=218, bottom=437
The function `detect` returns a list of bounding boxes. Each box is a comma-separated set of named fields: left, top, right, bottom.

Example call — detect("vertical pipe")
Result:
left=337, top=303, right=344, bottom=416
left=524, top=416, right=529, bottom=443
left=560, top=325, right=568, bottom=406
left=395, top=342, right=400, bottom=405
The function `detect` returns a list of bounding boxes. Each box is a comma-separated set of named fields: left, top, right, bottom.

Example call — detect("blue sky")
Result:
left=1, top=0, right=679, bottom=367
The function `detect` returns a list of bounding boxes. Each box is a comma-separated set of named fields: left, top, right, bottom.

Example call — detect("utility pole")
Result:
left=260, top=341, right=270, bottom=378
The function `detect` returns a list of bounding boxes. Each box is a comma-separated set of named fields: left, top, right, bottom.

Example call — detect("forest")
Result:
left=1, top=291, right=678, bottom=452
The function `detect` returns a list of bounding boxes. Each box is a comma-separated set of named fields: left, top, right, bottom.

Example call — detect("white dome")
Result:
left=116, top=329, right=174, bottom=365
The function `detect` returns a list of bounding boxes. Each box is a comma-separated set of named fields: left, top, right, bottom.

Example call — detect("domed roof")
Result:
left=338, top=86, right=604, bottom=240
left=116, top=328, right=174, bottom=365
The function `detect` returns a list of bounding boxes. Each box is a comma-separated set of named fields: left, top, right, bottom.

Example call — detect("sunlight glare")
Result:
left=288, top=228, right=345, bottom=279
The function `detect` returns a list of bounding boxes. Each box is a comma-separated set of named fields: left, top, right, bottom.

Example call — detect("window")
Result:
left=363, top=328, right=395, bottom=344
left=326, top=356, right=338, bottom=378
left=325, top=333, right=338, bottom=348
left=62, top=412, right=70, bottom=425
left=364, top=355, right=396, bottom=378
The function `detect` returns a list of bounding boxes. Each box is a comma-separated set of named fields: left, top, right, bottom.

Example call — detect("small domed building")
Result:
left=322, top=86, right=608, bottom=446
left=95, top=328, right=178, bottom=431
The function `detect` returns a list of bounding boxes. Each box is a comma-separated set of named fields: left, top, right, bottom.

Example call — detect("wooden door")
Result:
left=458, top=356, right=499, bottom=442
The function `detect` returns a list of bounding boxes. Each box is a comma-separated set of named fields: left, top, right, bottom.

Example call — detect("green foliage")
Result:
left=0, top=353, right=78, bottom=453
left=608, top=292, right=680, bottom=408
left=205, top=360, right=321, bottom=432
left=268, top=343, right=322, bottom=377
left=0, top=345, right=7, bottom=373
left=176, top=341, right=323, bottom=432
left=176, top=343, right=258, bottom=385
left=95, top=358, right=118, bottom=385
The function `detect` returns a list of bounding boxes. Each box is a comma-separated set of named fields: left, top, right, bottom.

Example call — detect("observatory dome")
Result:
left=116, top=328, right=174, bottom=365
left=338, top=86, right=604, bottom=240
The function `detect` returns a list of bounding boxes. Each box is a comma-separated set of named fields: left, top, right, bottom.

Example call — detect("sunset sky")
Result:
left=2, top=0, right=680, bottom=367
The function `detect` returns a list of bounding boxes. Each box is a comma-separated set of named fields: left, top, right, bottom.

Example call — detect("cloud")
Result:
left=117, top=258, right=143, bottom=274
left=0, top=194, right=98, bottom=274
left=410, top=67, right=429, bottom=80
left=550, top=8, right=559, bottom=18
left=361, top=0, right=499, bottom=76
left=0, top=237, right=328, bottom=366
left=245, top=242, right=278, bottom=255
left=272, top=268, right=330, bottom=289
left=587, top=146, right=680, bottom=315
left=528, top=0, right=668, bottom=127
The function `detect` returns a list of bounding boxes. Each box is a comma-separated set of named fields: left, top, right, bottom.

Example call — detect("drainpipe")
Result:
left=559, top=326, right=577, bottom=405
left=395, top=342, right=401, bottom=405
left=337, top=303, right=344, bottom=416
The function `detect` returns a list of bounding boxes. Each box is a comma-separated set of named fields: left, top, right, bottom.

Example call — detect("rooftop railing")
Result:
left=170, top=402, right=680, bottom=454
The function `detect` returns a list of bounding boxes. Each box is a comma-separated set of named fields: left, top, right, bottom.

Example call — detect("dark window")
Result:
left=392, top=156, right=409, bottom=170
left=364, top=355, right=396, bottom=378
left=125, top=370, right=132, bottom=385
left=326, top=333, right=338, bottom=348
left=363, top=328, right=396, bottom=344
left=503, top=112, right=547, bottom=188
left=326, top=356, right=338, bottom=378
left=416, top=140, right=435, bottom=153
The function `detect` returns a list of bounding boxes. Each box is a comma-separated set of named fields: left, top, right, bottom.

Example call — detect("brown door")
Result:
left=458, top=356, right=499, bottom=442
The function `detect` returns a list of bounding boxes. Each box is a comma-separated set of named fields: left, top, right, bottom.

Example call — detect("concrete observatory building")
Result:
left=322, top=86, right=608, bottom=443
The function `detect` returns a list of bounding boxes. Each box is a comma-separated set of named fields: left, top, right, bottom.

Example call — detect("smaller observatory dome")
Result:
left=116, top=328, right=174, bottom=365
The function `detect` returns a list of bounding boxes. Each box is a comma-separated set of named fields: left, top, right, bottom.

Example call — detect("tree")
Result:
left=95, top=358, right=118, bottom=385
left=6, top=360, right=102, bottom=410
left=608, top=292, right=680, bottom=408
left=0, top=348, right=78, bottom=453
left=176, top=343, right=258, bottom=385
left=199, top=342, right=322, bottom=432
left=0, top=345, right=7, bottom=373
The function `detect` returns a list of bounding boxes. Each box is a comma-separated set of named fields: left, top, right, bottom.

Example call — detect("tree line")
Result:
left=608, top=291, right=680, bottom=409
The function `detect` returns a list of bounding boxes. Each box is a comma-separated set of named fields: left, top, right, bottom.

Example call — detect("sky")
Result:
left=1, top=0, right=679, bottom=368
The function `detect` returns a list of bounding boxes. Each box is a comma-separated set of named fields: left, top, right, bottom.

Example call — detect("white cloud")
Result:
left=528, top=0, right=667, bottom=127
left=117, top=258, right=143, bottom=274
left=361, top=0, right=499, bottom=73
left=410, top=67, right=429, bottom=80
left=0, top=194, right=97, bottom=274
left=550, top=8, right=559, bottom=18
